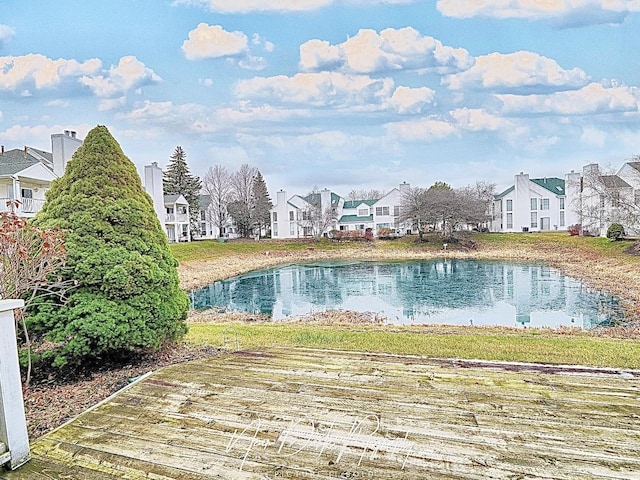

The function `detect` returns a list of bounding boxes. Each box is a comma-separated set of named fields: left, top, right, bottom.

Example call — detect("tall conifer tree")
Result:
left=163, top=146, right=202, bottom=234
left=30, top=126, right=189, bottom=367
left=251, top=171, right=273, bottom=237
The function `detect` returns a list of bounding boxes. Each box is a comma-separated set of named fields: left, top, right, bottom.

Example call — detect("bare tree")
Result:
left=399, top=181, right=496, bottom=239
left=577, top=162, right=640, bottom=236
left=202, top=165, right=232, bottom=238
left=298, top=190, right=338, bottom=240
left=347, top=189, right=385, bottom=201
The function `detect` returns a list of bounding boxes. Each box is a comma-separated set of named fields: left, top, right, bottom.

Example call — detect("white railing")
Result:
left=165, top=213, right=189, bottom=223
left=0, top=299, right=30, bottom=470
left=0, top=198, right=45, bottom=215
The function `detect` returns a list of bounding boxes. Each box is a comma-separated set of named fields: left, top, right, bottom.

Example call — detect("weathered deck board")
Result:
left=2, top=348, right=640, bottom=479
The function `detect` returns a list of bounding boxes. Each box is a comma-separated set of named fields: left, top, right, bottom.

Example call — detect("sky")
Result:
left=1, top=1, right=639, bottom=198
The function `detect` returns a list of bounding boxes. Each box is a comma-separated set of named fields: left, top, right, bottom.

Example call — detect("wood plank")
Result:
left=2, top=349, right=640, bottom=479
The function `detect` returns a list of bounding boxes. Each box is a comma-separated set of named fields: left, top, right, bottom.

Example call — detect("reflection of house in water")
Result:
left=190, top=260, right=617, bottom=328
left=486, top=263, right=606, bottom=328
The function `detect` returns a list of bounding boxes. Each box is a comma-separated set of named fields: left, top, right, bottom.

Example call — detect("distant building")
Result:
left=490, top=173, right=576, bottom=233
left=270, top=183, right=413, bottom=239
left=0, top=130, right=81, bottom=218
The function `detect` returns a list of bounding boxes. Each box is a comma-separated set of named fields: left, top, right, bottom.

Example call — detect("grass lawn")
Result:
left=185, top=322, right=640, bottom=369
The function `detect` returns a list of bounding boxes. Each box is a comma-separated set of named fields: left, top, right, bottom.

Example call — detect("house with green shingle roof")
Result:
left=490, top=172, right=578, bottom=233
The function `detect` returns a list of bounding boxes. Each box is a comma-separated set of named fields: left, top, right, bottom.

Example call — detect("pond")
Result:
left=190, top=260, right=623, bottom=329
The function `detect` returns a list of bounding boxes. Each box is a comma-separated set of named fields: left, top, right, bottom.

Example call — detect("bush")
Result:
left=29, top=126, right=189, bottom=368
left=606, top=223, right=625, bottom=241
left=568, top=224, right=581, bottom=236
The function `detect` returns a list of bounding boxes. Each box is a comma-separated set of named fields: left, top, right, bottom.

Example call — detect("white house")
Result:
left=490, top=173, right=575, bottom=233
left=270, top=183, right=413, bottom=239
left=0, top=131, right=81, bottom=218
left=194, top=195, right=239, bottom=240
left=573, top=162, right=640, bottom=237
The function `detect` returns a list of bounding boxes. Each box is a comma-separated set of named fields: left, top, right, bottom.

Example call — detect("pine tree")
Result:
left=163, top=146, right=202, bottom=235
left=251, top=171, right=273, bottom=237
left=30, top=126, right=189, bottom=368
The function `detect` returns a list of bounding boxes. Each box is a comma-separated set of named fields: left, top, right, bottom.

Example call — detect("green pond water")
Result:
left=190, top=259, right=622, bottom=328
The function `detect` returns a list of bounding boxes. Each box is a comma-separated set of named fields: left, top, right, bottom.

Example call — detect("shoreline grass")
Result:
left=185, top=322, right=640, bottom=369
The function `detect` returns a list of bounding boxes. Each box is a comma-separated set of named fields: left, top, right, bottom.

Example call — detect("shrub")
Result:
left=567, top=224, right=581, bottom=236
left=29, top=126, right=189, bottom=368
left=606, top=223, right=625, bottom=241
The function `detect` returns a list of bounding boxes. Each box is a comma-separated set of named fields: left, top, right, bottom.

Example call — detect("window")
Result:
left=272, top=212, right=278, bottom=221
left=506, top=199, right=513, bottom=212
left=358, top=208, right=369, bottom=217
left=273, top=224, right=278, bottom=236
left=393, top=206, right=400, bottom=217
left=375, top=206, right=390, bottom=216
left=166, top=207, right=174, bottom=214
left=531, top=212, right=538, bottom=228
left=290, top=223, right=295, bottom=235
left=302, top=211, right=310, bottom=221
left=21, top=188, right=33, bottom=199
left=530, top=198, right=537, bottom=210
left=180, top=206, right=187, bottom=214
left=560, top=211, right=565, bottom=227
left=600, top=195, right=605, bottom=209
left=506, top=213, right=513, bottom=229
left=289, top=211, right=294, bottom=221
left=200, top=210, right=206, bottom=221
left=200, top=223, right=206, bottom=236
left=541, top=198, right=549, bottom=210
left=559, top=198, right=565, bottom=210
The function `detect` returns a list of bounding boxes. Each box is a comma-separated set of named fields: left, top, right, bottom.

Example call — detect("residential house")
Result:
left=195, top=195, right=239, bottom=240
left=490, top=173, right=575, bottom=233
left=574, top=162, right=639, bottom=236
left=270, top=183, right=413, bottom=239
left=0, top=131, right=81, bottom=218
left=164, top=194, right=190, bottom=242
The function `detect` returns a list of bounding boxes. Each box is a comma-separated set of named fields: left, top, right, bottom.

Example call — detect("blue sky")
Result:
left=1, top=1, right=639, bottom=197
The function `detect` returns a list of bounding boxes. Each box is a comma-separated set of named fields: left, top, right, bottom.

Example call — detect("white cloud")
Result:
left=386, top=86, right=435, bottom=114
left=498, top=83, right=640, bottom=115
left=199, top=78, right=214, bottom=87
left=172, top=0, right=415, bottom=14
left=234, top=71, right=395, bottom=109
left=98, top=96, right=127, bottom=111
left=0, top=54, right=101, bottom=92
left=384, top=117, right=457, bottom=142
left=79, top=56, right=161, bottom=97
left=0, top=124, right=91, bottom=149
left=450, top=108, right=514, bottom=131
left=300, top=27, right=473, bottom=74
left=182, top=23, right=248, bottom=60
left=436, top=0, right=639, bottom=25
left=444, top=51, right=588, bottom=92
left=0, top=25, right=15, bottom=47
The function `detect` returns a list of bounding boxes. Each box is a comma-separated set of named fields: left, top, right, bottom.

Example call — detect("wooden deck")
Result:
left=3, top=348, right=640, bottom=479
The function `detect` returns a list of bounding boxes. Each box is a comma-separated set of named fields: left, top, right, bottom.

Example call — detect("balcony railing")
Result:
left=165, top=213, right=189, bottom=223
left=0, top=198, right=45, bottom=215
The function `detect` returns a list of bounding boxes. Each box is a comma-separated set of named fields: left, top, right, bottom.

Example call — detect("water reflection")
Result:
left=191, top=260, right=622, bottom=328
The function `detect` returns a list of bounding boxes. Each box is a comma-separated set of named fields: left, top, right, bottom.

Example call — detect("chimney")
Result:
left=71, top=131, right=76, bottom=139
left=64, top=130, right=70, bottom=136
left=23, top=146, right=27, bottom=157
left=1, top=145, right=4, bottom=155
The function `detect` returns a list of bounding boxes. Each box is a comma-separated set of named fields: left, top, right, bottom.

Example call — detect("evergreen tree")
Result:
left=30, top=126, right=189, bottom=368
left=251, top=171, right=273, bottom=237
left=163, top=146, right=202, bottom=236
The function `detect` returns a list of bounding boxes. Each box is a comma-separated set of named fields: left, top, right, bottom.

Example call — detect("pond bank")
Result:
left=178, top=238, right=640, bottom=331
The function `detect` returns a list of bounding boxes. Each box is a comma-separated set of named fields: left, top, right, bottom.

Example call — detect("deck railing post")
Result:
left=0, top=299, right=30, bottom=470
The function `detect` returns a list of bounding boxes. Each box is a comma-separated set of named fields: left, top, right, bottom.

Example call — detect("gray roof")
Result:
left=0, top=149, right=40, bottom=175
left=600, top=175, right=631, bottom=189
